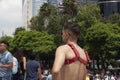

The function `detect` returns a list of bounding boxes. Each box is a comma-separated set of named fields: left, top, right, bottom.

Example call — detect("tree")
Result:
left=14, top=27, right=25, bottom=35
left=30, top=3, right=63, bottom=46
left=30, top=3, right=58, bottom=31
left=12, top=30, right=56, bottom=55
left=63, top=0, right=77, bottom=20
left=75, top=4, right=103, bottom=47
left=76, top=3, right=102, bottom=29
left=85, top=22, right=120, bottom=70
left=108, top=13, right=120, bottom=26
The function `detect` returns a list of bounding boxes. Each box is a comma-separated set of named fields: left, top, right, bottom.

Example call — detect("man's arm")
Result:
left=38, top=68, right=42, bottom=80
left=23, top=57, right=26, bottom=70
left=0, top=62, right=13, bottom=69
left=0, top=53, right=13, bottom=69
left=52, top=45, right=66, bottom=80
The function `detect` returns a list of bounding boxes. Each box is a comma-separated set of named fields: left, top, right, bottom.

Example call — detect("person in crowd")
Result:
left=12, top=48, right=20, bottom=80
left=86, top=73, right=90, bottom=80
left=0, top=41, right=13, bottom=80
left=110, top=74, right=116, bottom=80
left=52, top=22, right=90, bottom=80
left=94, top=74, right=101, bottom=80
left=46, top=69, right=52, bottom=80
left=13, top=48, right=26, bottom=80
left=26, top=51, right=42, bottom=80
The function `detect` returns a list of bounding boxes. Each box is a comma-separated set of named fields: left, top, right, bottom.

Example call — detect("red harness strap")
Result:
left=64, top=43, right=90, bottom=65
left=64, top=57, right=78, bottom=64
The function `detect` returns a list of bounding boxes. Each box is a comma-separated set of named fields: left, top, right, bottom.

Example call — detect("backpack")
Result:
left=12, top=57, right=18, bottom=74
left=5, top=53, right=18, bottom=74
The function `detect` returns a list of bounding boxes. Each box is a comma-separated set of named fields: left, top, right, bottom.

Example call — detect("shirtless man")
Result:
left=52, top=22, right=90, bottom=80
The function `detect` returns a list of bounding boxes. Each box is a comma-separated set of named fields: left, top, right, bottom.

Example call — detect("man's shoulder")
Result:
left=6, top=51, right=12, bottom=55
left=56, top=44, right=71, bottom=54
left=57, top=44, right=69, bottom=50
left=27, top=60, right=40, bottom=67
left=33, top=60, right=39, bottom=64
left=27, top=60, right=39, bottom=64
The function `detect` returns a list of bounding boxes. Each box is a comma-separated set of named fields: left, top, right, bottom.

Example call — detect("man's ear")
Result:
left=65, top=32, right=71, bottom=39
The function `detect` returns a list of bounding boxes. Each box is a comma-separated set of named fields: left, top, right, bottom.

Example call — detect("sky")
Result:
left=0, top=0, right=22, bottom=37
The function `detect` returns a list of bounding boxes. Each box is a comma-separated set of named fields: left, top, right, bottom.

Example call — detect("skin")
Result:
left=52, top=29, right=87, bottom=80
left=23, top=56, right=26, bottom=70
left=19, top=56, right=27, bottom=75
left=0, top=43, right=13, bottom=69
left=38, top=68, right=42, bottom=80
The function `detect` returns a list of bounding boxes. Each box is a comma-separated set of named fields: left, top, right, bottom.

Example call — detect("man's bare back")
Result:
left=52, top=22, right=89, bottom=80
left=59, top=44, right=87, bottom=80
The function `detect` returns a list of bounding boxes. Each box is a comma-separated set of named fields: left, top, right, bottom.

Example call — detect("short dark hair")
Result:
left=29, top=51, right=36, bottom=60
left=63, top=22, right=81, bottom=37
left=0, top=40, right=9, bottom=47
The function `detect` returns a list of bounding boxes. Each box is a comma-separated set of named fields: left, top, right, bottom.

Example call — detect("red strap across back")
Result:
left=64, top=43, right=90, bottom=65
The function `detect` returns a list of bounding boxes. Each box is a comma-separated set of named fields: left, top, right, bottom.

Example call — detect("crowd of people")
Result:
left=0, top=41, right=42, bottom=80
left=86, top=70, right=120, bottom=80
left=40, top=69, right=120, bottom=80
left=0, top=21, right=119, bottom=80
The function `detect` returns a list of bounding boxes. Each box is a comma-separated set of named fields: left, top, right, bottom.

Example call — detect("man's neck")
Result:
left=67, top=40, right=77, bottom=44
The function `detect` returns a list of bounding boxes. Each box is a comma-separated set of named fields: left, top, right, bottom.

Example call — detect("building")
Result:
left=76, top=0, right=99, bottom=4
left=22, top=0, right=62, bottom=30
left=47, top=0, right=58, bottom=6
left=75, top=0, right=120, bottom=19
left=98, top=0, right=120, bottom=19
left=80, top=0, right=120, bottom=19
left=22, top=0, right=47, bottom=30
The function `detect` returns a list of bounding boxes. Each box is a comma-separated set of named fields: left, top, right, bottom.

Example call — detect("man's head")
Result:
left=0, top=41, right=9, bottom=53
left=29, top=51, right=36, bottom=60
left=62, top=22, right=81, bottom=43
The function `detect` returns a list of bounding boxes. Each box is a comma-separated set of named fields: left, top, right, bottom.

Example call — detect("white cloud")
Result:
left=0, top=0, right=22, bottom=37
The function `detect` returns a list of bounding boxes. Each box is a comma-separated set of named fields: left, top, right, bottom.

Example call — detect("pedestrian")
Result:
left=26, top=51, right=42, bottom=80
left=12, top=54, right=18, bottom=80
left=13, top=48, right=26, bottom=80
left=52, top=22, right=90, bottom=80
left=0, top=41, right=13, bottom=80
left=46, top=69, right=52, bottom=80
left=110, top=75, right=116, bottom=80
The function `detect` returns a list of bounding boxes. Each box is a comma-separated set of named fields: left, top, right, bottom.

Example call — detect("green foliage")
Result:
left=47, top=15, right=61, bottom=34
left=12, top=30, right=56, bottom=54
left=40, top=3, right=57, bottom=17
left=47, top=15, right=63, bottom=46
left=85, top=22, right=120, bottom=66
left=30, top=3, right=63, bottom=46
left=105, top=24, right=120, bottom=57
left=30, top=3, right=58, bottom=31
left=14, top=27, right=25, bottom=35
left=63, top=0, right=77, bottom=18
left=30, top=16, right=41, bottom=30
left=0, top=36, right=13, bottom=42
left=76, top=4, right=102, bottom=28
left=108, top=13, right=120, bottom=26
left=76, top=4, right=103, bottom=47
